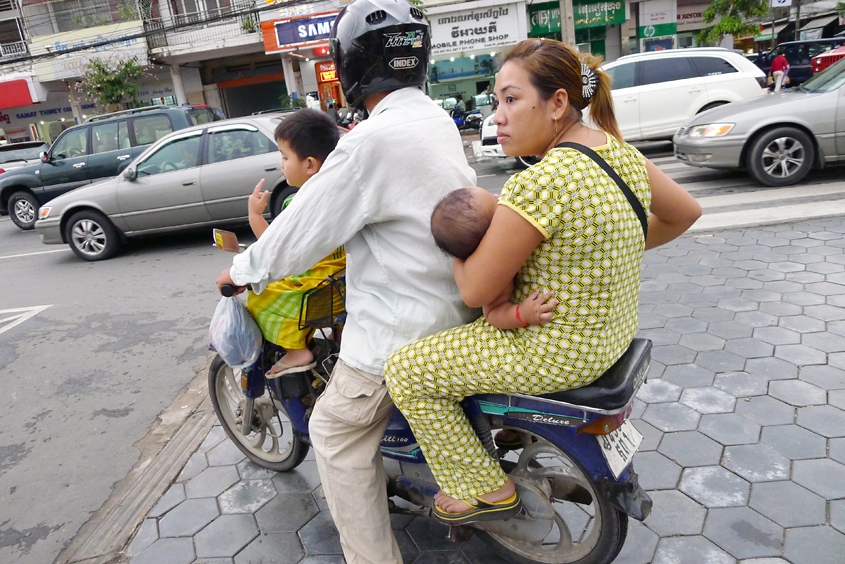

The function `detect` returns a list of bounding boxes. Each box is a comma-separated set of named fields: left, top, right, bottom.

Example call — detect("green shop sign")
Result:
left=529, top=0, right=626, bottom=35
left=637, top=22, right=677, bottom=38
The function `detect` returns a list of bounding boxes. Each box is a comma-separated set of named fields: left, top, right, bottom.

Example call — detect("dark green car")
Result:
left=0, top=105, right=225, bottom=230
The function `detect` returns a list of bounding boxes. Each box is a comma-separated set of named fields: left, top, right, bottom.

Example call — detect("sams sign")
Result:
left=275, top=14, right=337, bottom=47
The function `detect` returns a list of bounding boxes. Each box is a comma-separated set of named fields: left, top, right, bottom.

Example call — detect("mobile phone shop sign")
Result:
left=428, top=3, right=521, bottom=56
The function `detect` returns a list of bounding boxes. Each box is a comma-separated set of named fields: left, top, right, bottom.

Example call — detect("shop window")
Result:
left=49, top=0, right=138, bottom=33
left=92, top=121, right=130, bottom=154
left=132, top=115, right=174, bottom=146
left=690, top=57, right=738, bottom=77
left=170, top=0, right=232, bottom=23
left=52, top=128, right=88, bottom=160
left=605, top=62, right=635, bottom=90
left=207, top=128, right=275, bottom=164
left=639, top=58, right=697, bottom=86
left=137, top=133, right=201, bottom=176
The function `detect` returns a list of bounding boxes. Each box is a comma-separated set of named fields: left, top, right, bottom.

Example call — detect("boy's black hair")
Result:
left=273, top=109, right=340, bottom=163
left=431, top=188, right=493, bottom=260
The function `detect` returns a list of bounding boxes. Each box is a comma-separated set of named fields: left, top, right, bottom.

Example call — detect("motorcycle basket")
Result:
left=299, top=269, right=346, bottom=330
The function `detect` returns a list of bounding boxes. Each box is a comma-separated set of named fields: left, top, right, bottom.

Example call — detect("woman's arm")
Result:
left=454, top=205, right=545, bottom=308
left=644, top=159, right=702, bottom=250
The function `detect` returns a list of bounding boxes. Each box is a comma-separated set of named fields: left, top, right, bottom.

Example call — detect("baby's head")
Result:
left=431, top=186, right=498, bottom=260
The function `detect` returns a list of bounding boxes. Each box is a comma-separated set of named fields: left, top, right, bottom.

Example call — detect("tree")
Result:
left=75, top=56, right=147, bottom=110
left=697, top=0, right=770, bottom=45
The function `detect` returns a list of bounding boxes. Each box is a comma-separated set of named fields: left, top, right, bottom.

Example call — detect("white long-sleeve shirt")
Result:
left=230, top=87, right=479, bottom=376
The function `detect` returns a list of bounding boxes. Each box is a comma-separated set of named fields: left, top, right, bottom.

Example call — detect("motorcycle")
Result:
left=210, top=229, right=652, bottom=564
left=452, top=108, right=483, bottom=131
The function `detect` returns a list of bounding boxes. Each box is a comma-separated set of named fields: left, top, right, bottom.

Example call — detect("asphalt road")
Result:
left=0, top=219, right=259, bottom=564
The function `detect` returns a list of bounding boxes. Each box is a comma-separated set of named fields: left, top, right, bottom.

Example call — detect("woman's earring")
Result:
left=553, top=116, right=559, bottom=136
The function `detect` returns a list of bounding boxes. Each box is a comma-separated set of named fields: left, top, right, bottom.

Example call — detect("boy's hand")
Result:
left=248, top=179, right=270, bottom=216
left=518, top=290, right=558, bottom=325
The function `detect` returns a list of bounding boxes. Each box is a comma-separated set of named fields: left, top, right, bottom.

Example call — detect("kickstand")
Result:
left=447, top=525, right=474, bottom=543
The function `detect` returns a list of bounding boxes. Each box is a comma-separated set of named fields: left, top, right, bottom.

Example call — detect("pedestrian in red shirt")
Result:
left=769, top=54, right=789, bottom=92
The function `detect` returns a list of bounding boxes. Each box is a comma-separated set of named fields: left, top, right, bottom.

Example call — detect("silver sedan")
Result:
left=35, top=115, right=292, bottom=261
left=672, top=57, right=845, bottom=186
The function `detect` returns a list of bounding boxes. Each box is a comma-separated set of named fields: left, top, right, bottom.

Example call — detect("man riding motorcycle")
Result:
left=216, top=1, right=477, bottom=562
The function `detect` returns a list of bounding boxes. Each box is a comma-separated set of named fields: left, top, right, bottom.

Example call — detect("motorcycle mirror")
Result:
left=213, top=229, right=241, bottom=252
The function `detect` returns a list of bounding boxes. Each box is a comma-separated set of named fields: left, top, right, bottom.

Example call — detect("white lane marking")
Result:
left=0, top=248, right=70, bottom=260
left=0, top=305, right=52, bottom=336
left=477, top=174, right=497, bottom=178
left=691, top=200, right=845, bottom=232
left=695, top=183, right=845, bottom=208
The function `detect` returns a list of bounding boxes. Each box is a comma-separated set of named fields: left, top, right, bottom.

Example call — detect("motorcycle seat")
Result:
left=537, top=338, right=652, bottom=412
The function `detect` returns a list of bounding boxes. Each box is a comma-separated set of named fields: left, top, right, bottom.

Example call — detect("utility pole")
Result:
left=559, top=0, right=576, bottom=47
left=794, top=0, right=801, bottom=41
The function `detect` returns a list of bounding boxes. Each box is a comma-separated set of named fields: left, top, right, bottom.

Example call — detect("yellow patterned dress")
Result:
left=384, top=134, right=652, bottom=501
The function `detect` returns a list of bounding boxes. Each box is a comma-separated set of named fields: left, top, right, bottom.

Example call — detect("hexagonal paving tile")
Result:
left=632, top=451, right=682, bottom=491
left=735, top=311, right=778, bottom=328
left=722, top=444, right=790, bottom=482
left=802, top=331, right=845, bottom=353
left=642, top=403, right=702, bottom=433
left=298, top=511, right=343, bottom=555
left=749, top=481, right=826, bottom=528
left=149, top=484, right=186, bottom=519
left=702, top=507, right=783, bottom=560
left=679, top=387, right=736, bottom=414
left=734, top=396, right=795, bottom=427
left=745, top=357, right=797, bottom=380
left=233, top=532, right=304, bottom=564
left=255, top=493, right=319, bottom=533
left=643, top=490, right=706, bottom=537
left=792, top=459, right=845, bottom=499
left=662, top=364, right=716, bottom=387
left=832, top=500, right=845, bottom=535
left=194, top=514, right=259, bottom=559
left=611, top=520, right=659, bottom=564
left=753, top=326, right=801, bottom=346
left=708, top=321, right=753, bottom=339
left=206, top=440, right=247, bottom=467
left=695, top=350, right=746, bottom=373
left=759, top=424, right=826, bottom=460
left=724, top=338, right=774, bottom=359
left=713, top=372, right=769, bottom=397
left=635, top=379, right=682, bottom=404
left=804, top=304, right=845, bottom=321
left=126, top=518, right=158, bottom=558
left=769, top=380, right=827, bottom=407
left=699, top=413, right=761, bottom=446
left=651, top=345, right=698, bottom=365
left=631, top=419, right=662, bottom=452
left=159, top=498, right=220, bottom=538
left=271, top=461, right=322, bottom=494
left=831, top=389, right=845, bottom=410
left=796, top=405, right=845, bottom=437
left=219, top=479, right=277, bottom=514
left=657, top=430, right=722, bottom=467
left=783, top=525, right=845, bottom=564
left=185, top=466, right=241, bottom=499
left=665, top=317, right=710, bottom=334
left=778, top=315, right=826, bottom=334
left=652, top=536, right=734, bottom=564
left=132, top=537, right=195, bottom=564
left=679, top=333, right=725, bottom=352
left=799, top=365, right=845, bottom=389
left=773, top=344, right=827, bottom=366
left=679, top=466, right=750, bottom=508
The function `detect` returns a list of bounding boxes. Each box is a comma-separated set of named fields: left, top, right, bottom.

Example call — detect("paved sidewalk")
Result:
left=126, top=218, right=845, bottom=564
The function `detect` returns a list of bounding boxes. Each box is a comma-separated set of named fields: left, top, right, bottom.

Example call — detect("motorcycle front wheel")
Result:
left=481, top=435, right=628, bottom=564
left=208, top=355, right=309, bottom=472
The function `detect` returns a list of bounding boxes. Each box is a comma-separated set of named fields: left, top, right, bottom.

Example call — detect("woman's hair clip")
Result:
left=581, top=62, right=598, bottom=103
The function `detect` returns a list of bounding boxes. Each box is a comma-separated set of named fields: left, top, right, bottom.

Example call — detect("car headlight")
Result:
left=688, top=123, right=735, bottom=138
left=38, top=207, right=52, bottom=219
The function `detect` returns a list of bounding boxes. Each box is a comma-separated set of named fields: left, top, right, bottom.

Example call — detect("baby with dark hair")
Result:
left=431, top=186, right=558, bottom=329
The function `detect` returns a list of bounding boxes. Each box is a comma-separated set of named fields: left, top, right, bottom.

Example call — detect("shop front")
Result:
left=0, top=91, right=98, bottom=144
left=260, top=2, right=343, bottom=113
left=527, top=1, right=626, bottom=60
left=638, top=0, right=677, bottom=52
left=676, top=3, right=711, bottom=49
left=426, top=0, right=527, bottom=113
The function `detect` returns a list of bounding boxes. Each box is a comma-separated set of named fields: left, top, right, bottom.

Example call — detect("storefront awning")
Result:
left=800, top=15, right=838, bottom=31
left=748, top=23, right=787, bottom=41
left=0, top=74, right=49, bottom=110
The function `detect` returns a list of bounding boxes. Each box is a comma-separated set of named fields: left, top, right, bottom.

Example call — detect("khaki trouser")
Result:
left=773, top=70, right=785, bottom=92
left=309, top=359, right=403, bottom=564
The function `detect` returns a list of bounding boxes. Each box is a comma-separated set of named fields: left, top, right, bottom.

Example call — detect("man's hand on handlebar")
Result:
left=217, top=268, right=246, bottom=297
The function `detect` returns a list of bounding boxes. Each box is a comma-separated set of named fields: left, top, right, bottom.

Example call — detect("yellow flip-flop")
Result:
left=432, top=492, right=523, bottom=525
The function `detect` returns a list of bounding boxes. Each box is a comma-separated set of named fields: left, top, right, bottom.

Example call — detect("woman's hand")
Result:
left=517, top=290, right=558, bottom=325
left=248, top=179, right=270, bottom=217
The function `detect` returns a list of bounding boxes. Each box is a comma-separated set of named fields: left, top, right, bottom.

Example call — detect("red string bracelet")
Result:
left=516, top=305, right=528, bottom=326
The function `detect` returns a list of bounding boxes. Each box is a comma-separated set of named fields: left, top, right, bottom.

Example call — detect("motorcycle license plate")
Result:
left=597, top=420, right=643, bottom=479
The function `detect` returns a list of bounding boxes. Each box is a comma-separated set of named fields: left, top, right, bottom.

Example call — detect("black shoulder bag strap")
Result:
left=556, top=142, right=649, bottom=242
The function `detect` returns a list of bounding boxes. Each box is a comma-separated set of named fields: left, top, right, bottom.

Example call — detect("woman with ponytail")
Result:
left=384, top=39, right=701, bottom=524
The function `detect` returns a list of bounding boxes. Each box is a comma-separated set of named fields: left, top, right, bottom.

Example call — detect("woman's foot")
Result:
left=434, top=479, right=516, bottom=514
left=267, top=348, right=314, bottom=376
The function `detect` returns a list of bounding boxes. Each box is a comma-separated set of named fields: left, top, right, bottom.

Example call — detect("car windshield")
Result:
left=801, top=57, right=845, bottom=93
left=185, top=107, right=223, bottom=125
left=0, top=144, right=45, bottom=164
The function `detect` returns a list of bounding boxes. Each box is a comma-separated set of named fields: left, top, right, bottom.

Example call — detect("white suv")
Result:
left=599, top=48, right=766, bottom=141
left=474, top=48, right=766, bottom=165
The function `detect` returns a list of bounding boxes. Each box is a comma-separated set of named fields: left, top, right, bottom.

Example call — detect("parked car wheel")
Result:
left=516, top=155, right=542, bottom=169
left=271, top=184, right=298, bottom=218
left=65, top=210, right=122, bottom=261
left=748, top=127, right=815, bottom=186
left=9, top=190, right=39, bottom=230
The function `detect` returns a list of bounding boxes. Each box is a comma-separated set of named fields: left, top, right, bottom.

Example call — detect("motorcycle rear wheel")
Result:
left=208, top=355, right=309, bottom=472
left=481, top=435, right=628, bottom=564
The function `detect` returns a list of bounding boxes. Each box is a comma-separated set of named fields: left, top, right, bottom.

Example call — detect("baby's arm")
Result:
left=483, top=281, right=558, bottom=330
left=249, top=179, right=271, bottom=239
